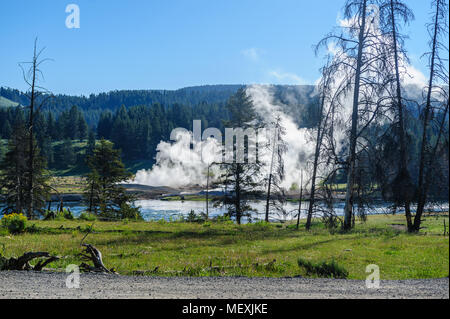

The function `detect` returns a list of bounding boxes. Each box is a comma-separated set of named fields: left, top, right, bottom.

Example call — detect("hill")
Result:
left=0, top=96, right=20, bottom=108
left=0, top=85, right=246, bottom=125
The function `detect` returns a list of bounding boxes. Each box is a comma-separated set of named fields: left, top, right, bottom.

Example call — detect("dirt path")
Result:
left=0, top=271, right=448, bottom=299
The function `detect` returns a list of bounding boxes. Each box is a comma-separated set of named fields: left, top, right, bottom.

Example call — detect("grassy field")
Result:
left=162, top=195, right=211, bottom=201
left=1, top=213, right=448, bottom=279
left=50, top=176, right=87, bottom=194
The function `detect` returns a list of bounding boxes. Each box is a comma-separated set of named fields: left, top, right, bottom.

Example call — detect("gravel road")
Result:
left=0, top=271, right=448, bottom=299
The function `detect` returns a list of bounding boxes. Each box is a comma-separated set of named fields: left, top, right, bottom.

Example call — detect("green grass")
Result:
left=0, top=213, right=448, bottom=279
left=297, top=257, right=349, bottom=279
left=50, top=176, right=86, bottom=194
left=162, top=195, right=212, bottom=201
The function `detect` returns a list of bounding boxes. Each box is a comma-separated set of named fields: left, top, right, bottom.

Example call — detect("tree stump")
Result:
left=78, top=244, right=117, bottom=274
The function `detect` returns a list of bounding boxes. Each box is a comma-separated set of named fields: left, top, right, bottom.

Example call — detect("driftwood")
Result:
left=78, top=244, right=117, bottom=274
left=0, top=252, right=59, bottom=271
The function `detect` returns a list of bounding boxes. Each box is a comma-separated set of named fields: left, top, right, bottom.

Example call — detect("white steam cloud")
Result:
left=132, top=85, right=317, bottom=189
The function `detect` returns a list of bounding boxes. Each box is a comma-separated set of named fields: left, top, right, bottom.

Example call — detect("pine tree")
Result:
left=86, top=130, right=96, bottom=158
left=0, top=123, right=50, bottom=217
left=213, top=89, right=264, bottom=224
left=54, top=139, right=76, bottom=169
left=84, top=139, right=141, bottom=219
left=78, top=115, right=88, bottom=141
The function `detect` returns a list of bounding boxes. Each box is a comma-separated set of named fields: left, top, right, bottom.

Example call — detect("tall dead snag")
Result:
left=414, top=0, right=449, bottom=232
left=342, top=0, right=368, bottom=231
left=378, top=0, right=415, bottom=230
left=296, top=171, right=303, bottom=229
left=19, top=38, right=53, bottom=219
left=316, top=0, right=390, bottom=230
left=0, top=252, right=59, bottom=271
left=264, top=115, right=288, bottom=222
left=305, top=61, right=335, bottom=230
left=78, top=244, right=116, bottom=274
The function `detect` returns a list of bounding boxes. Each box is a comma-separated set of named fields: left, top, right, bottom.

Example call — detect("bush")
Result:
left=62, top=208, right=74, bottom=220
left=185, top=210, right=206, bottom=223
left=44, top=209, right=74, bottom=221
left=297, top=257, right=349, bottom=279
left=1, top=213, right=27, bottom=234
left=213, top=215, right=234, bottom=224
left=119, top=203, right=143, bottom=220
left=78, top=212, right=97, bottom=221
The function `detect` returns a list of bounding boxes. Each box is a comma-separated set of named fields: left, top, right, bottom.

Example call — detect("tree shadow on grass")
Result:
left=92, top=227, right=303, bottom=250
left=260, top=236, right=355, bottom=255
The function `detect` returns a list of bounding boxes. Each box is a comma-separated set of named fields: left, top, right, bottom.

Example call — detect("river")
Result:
left=1, top=200, right=447, bottom=223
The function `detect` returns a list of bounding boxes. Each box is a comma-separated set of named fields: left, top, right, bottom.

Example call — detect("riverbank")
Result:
left=47, top=177, right=346, bottom=201
left=0, top=214, right=448, bottom=279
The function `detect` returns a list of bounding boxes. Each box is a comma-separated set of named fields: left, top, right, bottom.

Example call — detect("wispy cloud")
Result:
left=268, top=70, right=307, bottom=85
left=241, top=48, right=263, bottom=62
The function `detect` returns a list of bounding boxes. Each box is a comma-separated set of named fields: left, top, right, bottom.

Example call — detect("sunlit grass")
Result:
left=0, top=213, right=448, bottom=279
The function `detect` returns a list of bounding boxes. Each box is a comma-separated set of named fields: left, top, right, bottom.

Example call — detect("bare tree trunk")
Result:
left=296, top=171, right=303, bottom=230
left=415, top=99, right=449, bottom=231
left=236, top=165, right=241, bottom=225
left=265, top=125, right=278, bottom=222
left=265, top=174, right=272, bottom=222
left=414, top=0, right=442, bottom=232
left=26, top=42, right=38, bottom=220
left=343, top=0, right=368, bottom=231
left=389, top=0, right=413, bottom=231
left=88, top=182, right=94, bottom=213
left=306, top=92, right=327, bottom=230
left=206, top=164, right=210, bottom=220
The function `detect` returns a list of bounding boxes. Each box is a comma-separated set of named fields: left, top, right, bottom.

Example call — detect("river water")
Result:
left=1, top=200, right=447, bottom=223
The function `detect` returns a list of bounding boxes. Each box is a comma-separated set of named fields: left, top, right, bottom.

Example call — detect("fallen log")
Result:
left=0, top=252, right=59, bottom=271
left=78, top=244, right=117, bottom=274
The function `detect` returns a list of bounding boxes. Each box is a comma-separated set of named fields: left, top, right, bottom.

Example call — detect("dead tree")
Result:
left=316, top=0, right=393, bottom=230
left=0, top=251, right=59, bottom=271
left=305, top=60, right=336, bottom=230
left=341, top=0, right=369, bottom=231
left=296, top=171, right=303, bottom=229
left=78, top=244, right=116, bottom=274
left=264, top=115, right=288, bottom=222
left=378, top=0, right=415, bottom=230
left=19, top=38, right=53, bottom=219
left=414, top=0, right=449, bottom=232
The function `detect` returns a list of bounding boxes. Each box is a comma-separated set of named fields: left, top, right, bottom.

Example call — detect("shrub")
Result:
left=78, top=212, right=97, bottom=221
left=186, top=210, right=202, bottom=223
left=44, top=209, right=74, bottom=221
left=1, top=213, right=27, bottom=234
left=213, top=215, right=234, bottom=224
left=62, top=208, right=74, bottom=220
left=119, top=203, right=143, bottom=220
left=297, top=257, right=349, bottom=279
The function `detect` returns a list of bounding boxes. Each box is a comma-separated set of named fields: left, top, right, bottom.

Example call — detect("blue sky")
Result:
left=0, top=0, right=443, bottom=95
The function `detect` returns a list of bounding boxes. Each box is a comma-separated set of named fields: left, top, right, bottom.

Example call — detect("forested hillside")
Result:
left=0, top=85, right=243, bottom=125
left=0, top=85, right=321, bottom=164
